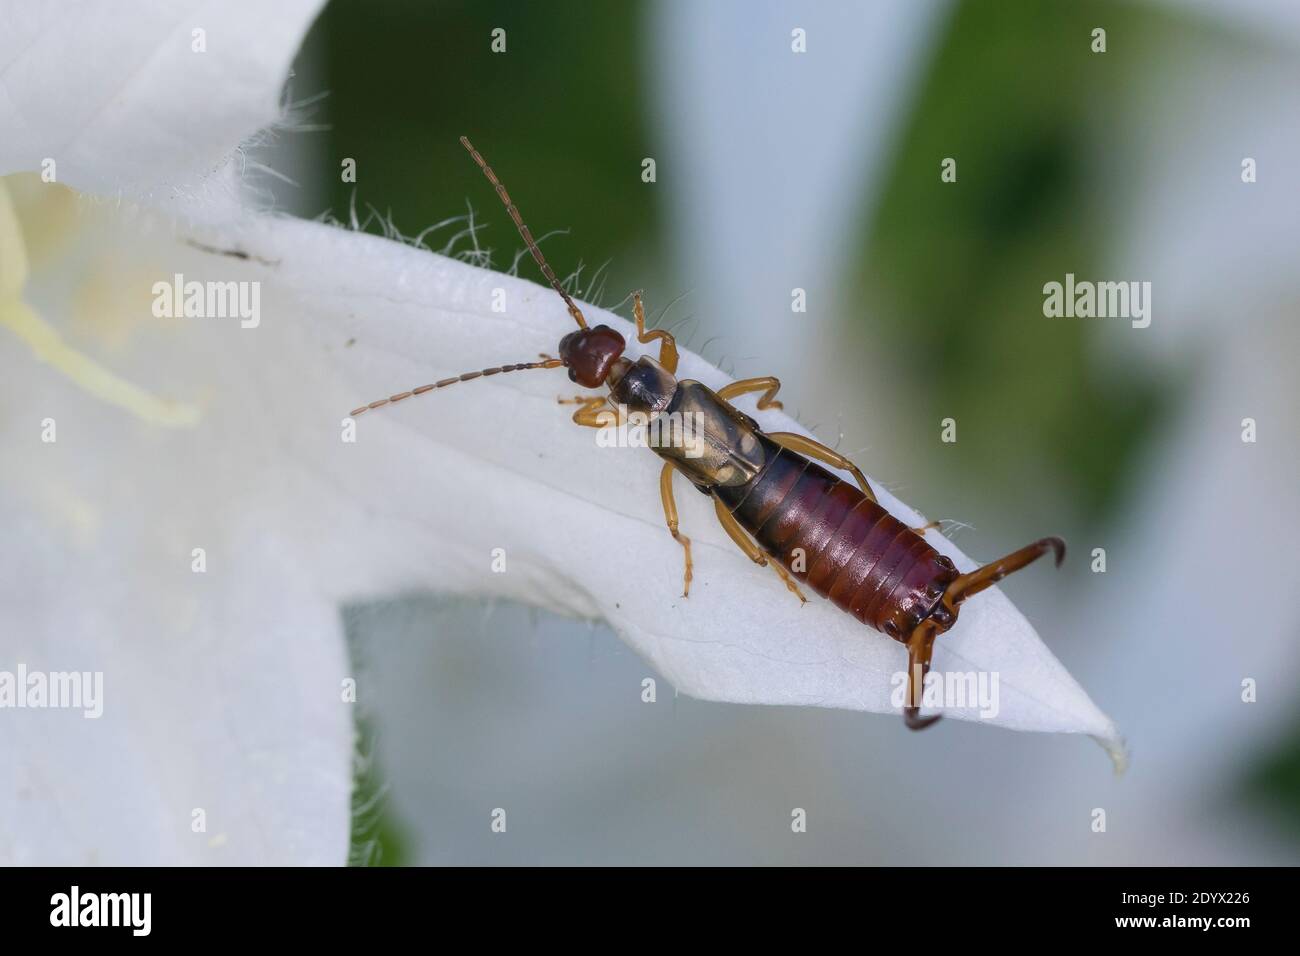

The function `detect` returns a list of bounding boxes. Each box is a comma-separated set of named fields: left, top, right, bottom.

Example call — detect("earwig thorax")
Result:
left=608, top=354, right=678, bottom=413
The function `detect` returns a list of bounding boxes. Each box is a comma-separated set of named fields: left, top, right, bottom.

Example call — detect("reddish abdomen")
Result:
left=713, top=435, right=954, bottom=634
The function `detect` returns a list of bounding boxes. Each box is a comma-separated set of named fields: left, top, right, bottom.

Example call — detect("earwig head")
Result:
left=558, top=324, right=626, bottom=387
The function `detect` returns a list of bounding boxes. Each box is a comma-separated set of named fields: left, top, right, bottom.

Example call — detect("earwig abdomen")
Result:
left=714, top=435, right=959, bottom=639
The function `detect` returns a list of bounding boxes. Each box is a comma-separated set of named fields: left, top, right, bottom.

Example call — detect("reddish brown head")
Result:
left=558, top=325, right=626, bottom=387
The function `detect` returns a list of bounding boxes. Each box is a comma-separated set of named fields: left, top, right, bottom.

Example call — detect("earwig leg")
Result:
left=659, top=464, right=693, bottom=597
left=767, top=557, right=807, bottom=603
left=717, top=376, right=784, bottom=411
left=556, top=394, right=594, bottom=404
left=711, top=497, right=807, bottom=604
left=903, top=621, right=942, bottom=730
left=766, top=432, right=879, bottom=503
left=632, top=291, right=679, bottom=374
left=911, top=519, right=942, bottom=536
left=570, top=396, right=618, bottom=428
left=943, top=537, right=1065, bottom=609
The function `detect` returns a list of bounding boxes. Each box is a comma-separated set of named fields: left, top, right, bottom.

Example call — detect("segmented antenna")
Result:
left=349, top=358, right=563, bottom=418
left=459, top=135, right=589, bottom=330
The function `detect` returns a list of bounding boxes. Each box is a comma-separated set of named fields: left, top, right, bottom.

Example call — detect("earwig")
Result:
left=349, top=136, right=1067, bottom=730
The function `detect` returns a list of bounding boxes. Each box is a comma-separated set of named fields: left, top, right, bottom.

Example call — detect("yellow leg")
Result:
left=712, top=498, right=806, bottom=604
left=632, top=291, right=678, bottom=374
left=766, top=431, right=878, bottom=502
left=911, top=519, right=942, bottom=536
left=717, top=375, right=784, bottom=411
left=659, top=464, right=693, bottom=597
left=567, top=396, right=618, bottom=428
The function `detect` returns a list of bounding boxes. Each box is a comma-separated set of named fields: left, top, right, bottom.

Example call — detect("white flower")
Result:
left=0, top=0, right=1122, bottom=864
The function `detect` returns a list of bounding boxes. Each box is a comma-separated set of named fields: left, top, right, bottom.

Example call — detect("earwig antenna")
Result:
left=349, top=358, right=563, bottom=418
left=460, top=135, right=589, bottom=330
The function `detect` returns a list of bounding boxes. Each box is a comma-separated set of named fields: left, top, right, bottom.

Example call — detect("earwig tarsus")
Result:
left=350, top=136, right=1067, bottom=730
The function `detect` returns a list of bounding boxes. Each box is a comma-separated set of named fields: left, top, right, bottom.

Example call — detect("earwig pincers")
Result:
left=350, top=136, right=1067, bottom=730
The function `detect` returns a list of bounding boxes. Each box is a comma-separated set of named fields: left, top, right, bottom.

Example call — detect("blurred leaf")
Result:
left=1241, top=709, right=1300, bottom=838
left=307, top=0, right=657, bottom=306
left=348, top=713, right=411, bottom=867
left=857, top=0, right=1179, bottom=522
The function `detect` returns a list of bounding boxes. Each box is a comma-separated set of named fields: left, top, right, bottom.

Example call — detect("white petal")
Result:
left=1, top=0, right=339, bottom=865
left=0, top=0, right=325, bottom=206
left=0, top=180, right=358, bottom=864
left=0, top=492, right=353, bottom=865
